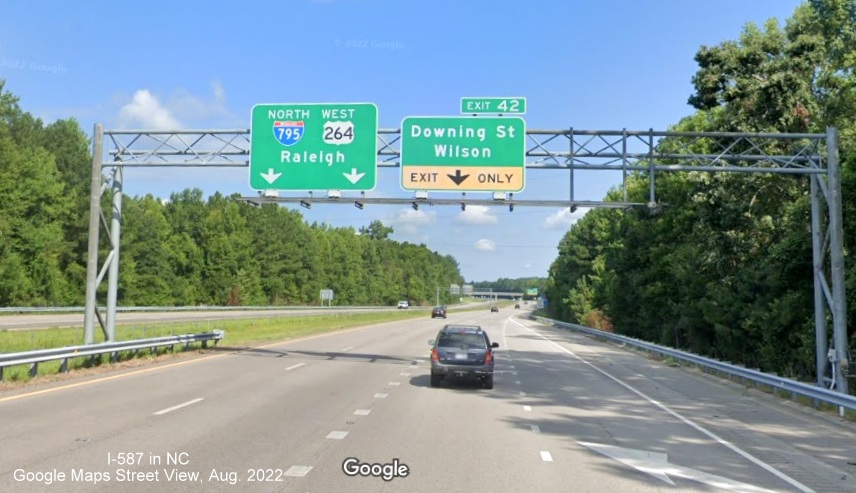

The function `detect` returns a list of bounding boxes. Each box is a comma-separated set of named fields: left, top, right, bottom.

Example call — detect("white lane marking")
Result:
left=519, top=392, right=527, bottom=396
left=400, top=372, right=411, bottom=377
left=388, top=382, right=400, bottom=386
left=509, top=365, right=516, bottom=369
left=374, top=393, right=388, bottom=398
left=578, top=441, right=780, bottom=492
left=523, top=405, right=532, bottom=411
left=510, top=318, right=815, bottom=493
left=284, top=466, right=312, bottom=477
left=285, top=363, right=306, bottom=371
left=515, top=380, right=522, bottom=385
left=327, top=431, right=349, bottom=440
left=341, top=346, right=354, bottom=352
left=530, top=425, right=540, bottom=433
left=354, top=409, right=371, bottom=416
left=540, top=451, right=553, bottom=462
left=153, top=398, right=204, bottom=416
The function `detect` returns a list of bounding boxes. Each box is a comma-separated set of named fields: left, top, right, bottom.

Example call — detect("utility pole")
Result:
left=436, top=286, right=440, bottom=307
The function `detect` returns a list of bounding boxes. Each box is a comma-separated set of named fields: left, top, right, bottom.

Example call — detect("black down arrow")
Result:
left=447, top=169, right=470, bottom=185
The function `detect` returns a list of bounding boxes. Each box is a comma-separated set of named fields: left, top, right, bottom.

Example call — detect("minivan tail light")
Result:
left=431, top=348, right=439, bottom=361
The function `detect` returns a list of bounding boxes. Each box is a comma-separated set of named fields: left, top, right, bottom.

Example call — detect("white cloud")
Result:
left=456, top=205, right=498, bottom=225
left=543, top=207, right=589, bottom=230
left=474, top=239, right=495, bottom=251
left=118, top=90, right=181, bottom=130
left=391, top=207, right=436, bottom=236
left=116, top=81, right=234, bottom=130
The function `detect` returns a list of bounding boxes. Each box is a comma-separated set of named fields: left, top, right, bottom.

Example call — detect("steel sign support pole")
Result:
left=105, top=165, right=123, bottom=342
left=83, top=124, right=104, bottom=345
left=827, top=127, right=849, bottom=394
left=810, top=173, right=828, bottom=387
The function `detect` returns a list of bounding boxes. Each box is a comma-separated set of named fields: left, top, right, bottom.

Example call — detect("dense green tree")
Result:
left=545, top=0, right=856, bottom=381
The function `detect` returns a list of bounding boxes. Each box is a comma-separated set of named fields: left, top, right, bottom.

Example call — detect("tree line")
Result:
left=472, top=277, right=546, bottom=299
left=0, top=83, right=464, bottom=307
left=545, top=0, right=856, bottom=381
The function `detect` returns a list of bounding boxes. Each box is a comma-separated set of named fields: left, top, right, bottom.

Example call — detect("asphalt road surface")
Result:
left=2, top=309, right=855, bottom=492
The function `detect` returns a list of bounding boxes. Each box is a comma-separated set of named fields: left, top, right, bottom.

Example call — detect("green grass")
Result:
left=0, top=307, right=437, bottom=384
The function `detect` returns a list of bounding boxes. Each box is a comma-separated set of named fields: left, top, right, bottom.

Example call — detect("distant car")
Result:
left=397, top=300, right=409, bottom=309
left=490, top=306, right=499, bottom=313
left=429, top=325, right=498, bottom=389
left=431, top=306, right=447, bottom=318
left=514, top=303, right=520, bottom=309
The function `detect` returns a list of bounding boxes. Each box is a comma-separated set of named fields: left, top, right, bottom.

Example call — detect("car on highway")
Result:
left=397, top=300, right=409, bottom=309
left=490, top=306, right=499, bottom=313
left=431, top=306, right=447, bottom=318
left=429, top=325, right=498, bottom=389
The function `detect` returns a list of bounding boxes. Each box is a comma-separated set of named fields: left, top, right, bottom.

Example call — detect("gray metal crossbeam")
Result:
left=104, top=128, right=824, bottom=172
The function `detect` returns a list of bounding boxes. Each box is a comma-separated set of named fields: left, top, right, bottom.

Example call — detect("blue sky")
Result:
left=0, top=0, right=804, bottom=283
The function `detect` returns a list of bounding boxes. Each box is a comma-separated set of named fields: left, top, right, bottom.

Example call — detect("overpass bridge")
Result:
left=470, top=291, right=524, bottom=299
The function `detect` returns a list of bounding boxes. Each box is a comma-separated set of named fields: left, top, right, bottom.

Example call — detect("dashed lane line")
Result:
left=153, top=398, right=204, bottom=416
left=284, top=466, right=312, bottom=477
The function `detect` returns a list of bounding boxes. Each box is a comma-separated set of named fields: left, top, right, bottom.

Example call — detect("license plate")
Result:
left=454, top=353, right=468, bottom=360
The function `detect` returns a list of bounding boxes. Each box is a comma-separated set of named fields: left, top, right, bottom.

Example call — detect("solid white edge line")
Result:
left=285, top=362, right=306, bottom=371
left=540, top=451, right=553, bottom=462
left=341, top=346, right=354, bottom=351
left=510, top=318, right=815, bottom=493
left=153, top=397, right=204, bottom=416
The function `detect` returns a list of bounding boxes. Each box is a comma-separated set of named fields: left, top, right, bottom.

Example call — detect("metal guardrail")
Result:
left=0, top=331, right=224, bottom=381
left=531, top=316, right=856, bottom=414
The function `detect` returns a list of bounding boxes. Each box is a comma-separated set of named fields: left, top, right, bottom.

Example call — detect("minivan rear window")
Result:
left=438, top=333, right=486, bottom=348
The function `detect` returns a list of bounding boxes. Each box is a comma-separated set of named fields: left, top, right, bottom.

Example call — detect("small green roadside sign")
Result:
left=460, top=97, right=526, bottom=115
left=249, top=103, right=378, bottom=191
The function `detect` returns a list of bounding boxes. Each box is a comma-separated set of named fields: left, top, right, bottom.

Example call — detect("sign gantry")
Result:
left=86, top=115, right=849, bottom=396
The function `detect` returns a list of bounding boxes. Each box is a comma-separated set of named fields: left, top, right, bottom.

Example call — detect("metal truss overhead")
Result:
left=106, top=127, right=823, bottom=171
left=85, top=125, right=849, bottom=396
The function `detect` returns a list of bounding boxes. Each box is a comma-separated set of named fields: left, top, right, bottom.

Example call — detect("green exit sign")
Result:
left=400, top=116, right=526, bottom=192
left=460, top=97, right=526, bottom=115
left=249, top=102, right=378, bottom=191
